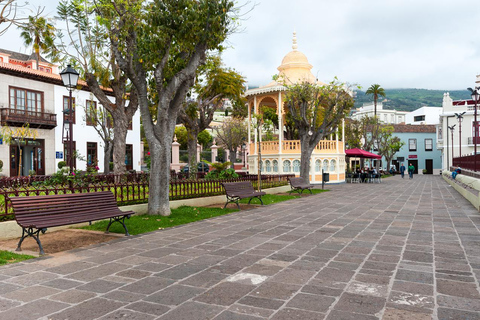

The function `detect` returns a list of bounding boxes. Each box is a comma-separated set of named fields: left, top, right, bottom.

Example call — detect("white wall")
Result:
left=405, top=106, right=442, bottom=125
left=54, top=85, right=141, bottom=173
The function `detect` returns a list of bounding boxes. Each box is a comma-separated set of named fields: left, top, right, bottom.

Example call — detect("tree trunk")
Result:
left=103, top=141, right=113, bottom=174
left=112, top=113, right=129, bottom=175
left=300, top=136, right=314, bottom=182
left=187, top=130, right=198, bottom=179
left=229, top=148, right=236, bottom=168
left=147, top=134, right=172, bottom=216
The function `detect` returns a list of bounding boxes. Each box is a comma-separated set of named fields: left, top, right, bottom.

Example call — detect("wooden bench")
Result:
left=288, top=177, right=314, bottom=194
left=221, top=181, right=266, bottom=209
left=9, top=191, right=134, bottom=255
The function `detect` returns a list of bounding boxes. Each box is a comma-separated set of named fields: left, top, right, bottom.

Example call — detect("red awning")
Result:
left=345, top=148, right=382, bottom=159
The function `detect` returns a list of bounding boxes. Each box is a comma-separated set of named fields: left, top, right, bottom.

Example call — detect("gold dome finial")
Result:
left=292, top=31, right=298, bottom=51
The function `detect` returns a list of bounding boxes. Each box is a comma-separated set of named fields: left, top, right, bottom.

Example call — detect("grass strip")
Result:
left=0, top=251, right=35, bottom=265
left=81, top=206, right=239, bottom=235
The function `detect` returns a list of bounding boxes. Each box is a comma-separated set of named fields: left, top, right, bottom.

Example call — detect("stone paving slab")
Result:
left=1, top=175, right=480, bottom=319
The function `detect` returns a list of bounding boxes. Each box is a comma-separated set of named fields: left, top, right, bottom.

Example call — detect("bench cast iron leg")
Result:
left=224, top=196, right=240, bottom=210
left=17, top=227, right=47, bottom=255
left=248, top=197, right=264, bottom=205
left=106, top=215, right=131, bottom=236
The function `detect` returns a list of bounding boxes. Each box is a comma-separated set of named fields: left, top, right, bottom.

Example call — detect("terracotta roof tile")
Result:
left=392, top=124, right=436, bottom=133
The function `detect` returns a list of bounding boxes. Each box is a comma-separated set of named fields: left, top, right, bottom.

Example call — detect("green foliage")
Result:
left=28, top=170, right=36, bottom=176
left=354, top=88, right=471, bottom=111
left=18, top=15, right=57, bottom=66
left=0, top=251, right=35, bottom=265
left=198, top=130, right=212, bottom=148
left=204, top=167, right=238, bottom=180
left=57, top=161, right=66, bottom=169
left=0, top=159, right=3, bottom=172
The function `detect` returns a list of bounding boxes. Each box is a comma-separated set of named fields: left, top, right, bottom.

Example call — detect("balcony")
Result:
left=0, top=108, right=57, bottom=129
left=249, top=140, right=343, bottom=155
left=468, top=136, right=480, bottom=145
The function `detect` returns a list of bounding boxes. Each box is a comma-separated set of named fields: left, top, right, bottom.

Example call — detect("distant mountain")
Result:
left=354, top=88, right=472, bottom=112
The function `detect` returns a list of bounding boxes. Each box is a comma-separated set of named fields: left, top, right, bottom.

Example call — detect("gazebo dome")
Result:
left=276, top=32, right=317, bottom=85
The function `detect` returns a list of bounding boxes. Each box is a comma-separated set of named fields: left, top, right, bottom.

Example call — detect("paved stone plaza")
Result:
left=1, top=175, right=480, bottom=319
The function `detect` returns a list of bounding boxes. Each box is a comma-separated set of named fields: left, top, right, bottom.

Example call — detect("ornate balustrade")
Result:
left=250, top=140, right=342, bottom=155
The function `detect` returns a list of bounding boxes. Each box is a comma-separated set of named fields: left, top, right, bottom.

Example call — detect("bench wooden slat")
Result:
left=221, top=181, right=266, bottom=209
left=288, top=177, right=314, bottom=194
left=9, top=191, right=133, bottom=255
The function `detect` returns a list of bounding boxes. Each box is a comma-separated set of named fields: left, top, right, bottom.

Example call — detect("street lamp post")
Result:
left=455, top=112, right=466, bottom=158
left=468, top=87, right=480, bottom=172
left=60, top=65, right=79, bottom=171
left=448, top=125, right=456, bottom=169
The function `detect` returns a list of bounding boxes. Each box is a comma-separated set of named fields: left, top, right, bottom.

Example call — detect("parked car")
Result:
left=181, top=161, right=210, bottom=173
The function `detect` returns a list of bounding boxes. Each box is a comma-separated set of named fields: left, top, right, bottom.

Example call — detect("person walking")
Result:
left=400, top=163, right=406, bottom=179
left=408, top=163, right=415, bottom=179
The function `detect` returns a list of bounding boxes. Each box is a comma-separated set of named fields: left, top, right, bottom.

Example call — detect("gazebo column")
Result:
left=254, top=96, right=257, bottom=155
left=278, top=91, right=283, bottom=154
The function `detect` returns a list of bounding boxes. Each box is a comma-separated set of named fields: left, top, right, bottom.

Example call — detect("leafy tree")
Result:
left=214, top=118, right=247, bottom=167
left=56, top=0, right=138, bottom=176
left=284, top=80, right=354, bottom=181
left=1, top=123, right=38, bottom=176
left=19, top=15, right=56, bottom=68
left=344, top=118, right=363, bottom=149
left=178, top=55, right=245, bottom=178
left=376, top=125, right=404, bottom=170
left=94, top=0, right=236, bottom=215
left=365, top=84, right=386, bottom=117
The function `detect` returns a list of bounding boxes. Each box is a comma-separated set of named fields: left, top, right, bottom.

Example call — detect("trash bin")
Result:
left=322, top=173, right=329, bottom=182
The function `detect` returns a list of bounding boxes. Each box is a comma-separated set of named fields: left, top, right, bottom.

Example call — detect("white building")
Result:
left=351, top=102, right=408, bottom=124
left=0, top=49, right=141, bottom=177
left=405, top=106, right=442, bottom=125
left=438, top=75, right=480, bottom=170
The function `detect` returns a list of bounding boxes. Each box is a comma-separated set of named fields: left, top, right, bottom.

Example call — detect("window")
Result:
left=86, top=100, right=97, bottom=126
left=272, top=160, right=278, bottom=172
left=86, top=142, right=98, bottom=167
left=409, top=139, right=417, bottom=151
left=315, top=159, right=321, bottom=172
left=283, top=160, right=291, bottom=172
left=330, top=160, right=336, bottom=172
left=414, top=115, right=425, bottom=122
left=265, top=160, right=271, bottom=172
left=9, top=87, right=43, bottom=114
left=293, top=160, right=300, bottom=172
left=391, top=114, right=394, bottom=123
left=323, top=160, right=328, bottom=172
left=125, top=144, right=133, bottom=171
left=63, top=96, right=76, bottom=124
left=425, top=139, right=433, bottom=151
left=473, top=121, right=480, bottom=141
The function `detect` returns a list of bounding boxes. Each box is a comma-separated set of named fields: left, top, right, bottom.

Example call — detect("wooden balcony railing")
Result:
left=250, top=140, right=342, bottom=155
left=0, top=108, right=57, bottom=129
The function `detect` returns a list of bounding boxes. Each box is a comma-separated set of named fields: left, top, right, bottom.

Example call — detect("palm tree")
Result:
left=19, top=16, right=56, bottom=70
left=365, top=84, right=386, bottom=117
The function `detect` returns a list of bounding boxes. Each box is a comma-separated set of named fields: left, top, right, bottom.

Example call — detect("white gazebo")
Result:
left=245, top=32, right=346, bottom=183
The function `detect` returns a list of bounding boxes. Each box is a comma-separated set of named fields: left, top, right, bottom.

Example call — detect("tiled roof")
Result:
left=392, top=124, right=436, bottom=133
left=0, top=48, right=51, bottom=64
left=0, top=61, right=113, bottom=95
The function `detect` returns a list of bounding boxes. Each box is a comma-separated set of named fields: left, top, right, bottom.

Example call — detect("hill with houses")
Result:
left=354, top=88, right=471, bottom=112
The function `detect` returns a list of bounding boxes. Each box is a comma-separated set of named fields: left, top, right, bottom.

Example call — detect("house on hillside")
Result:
left=0, top=49, right=141, bottom=177
left=351, top=102, right=408, bottom=124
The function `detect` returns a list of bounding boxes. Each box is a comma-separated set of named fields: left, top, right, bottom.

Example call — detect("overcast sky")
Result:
left=3, top=0, right=480, bottom=90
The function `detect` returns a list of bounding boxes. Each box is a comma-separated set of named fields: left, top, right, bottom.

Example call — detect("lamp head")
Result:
left=60, top=65, right=80, bottom=89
